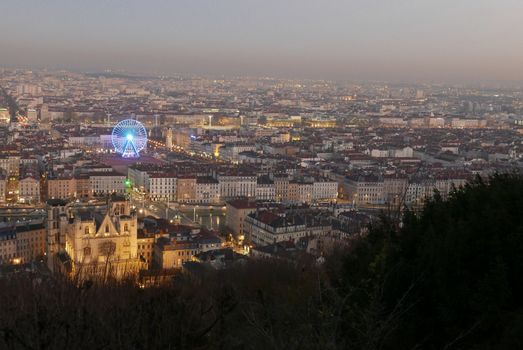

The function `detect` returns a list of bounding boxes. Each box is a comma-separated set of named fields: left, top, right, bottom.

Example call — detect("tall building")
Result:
left=39, top=104, right=51, bottom=122
left=165, top=127, right=173, bottom=149
left=274, top=174, right=289, bottom=203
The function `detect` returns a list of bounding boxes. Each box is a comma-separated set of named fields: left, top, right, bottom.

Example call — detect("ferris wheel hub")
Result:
left=111, top=119, right=147, bottom=158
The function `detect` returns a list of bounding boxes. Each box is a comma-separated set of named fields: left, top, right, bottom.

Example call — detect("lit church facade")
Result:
left=53, top=196, right=143, bottom=280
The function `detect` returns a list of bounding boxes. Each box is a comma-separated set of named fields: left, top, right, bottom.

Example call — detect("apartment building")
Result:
left=245, top=209, right=332, bottom=247
left=89, top=172, right=126, bottom=197
left=149, top=173, right=177, bottom=202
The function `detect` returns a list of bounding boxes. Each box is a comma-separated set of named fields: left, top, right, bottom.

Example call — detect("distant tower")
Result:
left=166, top=127, right=173, bottom=149
left=39, top=104, right=50, bottom=123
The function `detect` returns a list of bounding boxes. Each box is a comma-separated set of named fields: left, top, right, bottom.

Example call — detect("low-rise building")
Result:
left=245, top=208, right=332, bottom=247
left=274, top=174, right=289, bottom=202
left=218, top=174, right=256, bottom=200
left=137, top=231, right=155, bottom=269
left=75, top=175, right=91, bottom=199
left=154, top=237, right=199, bottom=269
left=312, top=180, right=338, bottom=202
left=15, top=222, right=46, bottom=263
left=220, top=143, right=257, bottom=163
left=149, top=173, right=177, bottom=202
left=19, top=176, right=40, bottom=203
left=89, top=172, right=126, bottom=197
left=0, top=227, right=17, bottom=265
left=195, top=176, right=220, bottom=204
left=256, top=175, right=275, bottom=201
left=176, top=177, right=196, bottom=203
left=226, top=199, right=257, bottom=242
left=47, top=175, right=75, bottom=200
left=287, top=181, right=313, bottom=203
left=345, top=176, right=385, bottom=205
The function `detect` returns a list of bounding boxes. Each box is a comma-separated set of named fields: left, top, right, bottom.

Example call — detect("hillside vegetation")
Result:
left=1, top=174, right=523, bottom=349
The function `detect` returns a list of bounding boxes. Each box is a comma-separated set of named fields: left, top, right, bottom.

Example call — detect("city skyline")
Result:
left=2, top=3, right=523, bottom=348
left=1, top=0, right=523, bottom=83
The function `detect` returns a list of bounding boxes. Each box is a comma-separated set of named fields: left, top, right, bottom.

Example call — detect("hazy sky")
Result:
left=1, top=0, right=522, bottom=82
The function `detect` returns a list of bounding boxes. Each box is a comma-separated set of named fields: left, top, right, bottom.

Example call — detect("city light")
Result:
left=0, top=2, right=521, bottom=348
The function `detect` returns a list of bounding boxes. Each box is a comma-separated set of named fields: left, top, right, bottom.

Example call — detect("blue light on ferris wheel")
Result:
left=111, top=119, right=147, bottom=158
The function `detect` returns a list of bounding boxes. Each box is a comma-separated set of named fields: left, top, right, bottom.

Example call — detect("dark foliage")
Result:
left=2, top=174, right=523, bottom=349
left=0, top=260, right=343, bottom=350
left=339, top=174, right=523, bottom=349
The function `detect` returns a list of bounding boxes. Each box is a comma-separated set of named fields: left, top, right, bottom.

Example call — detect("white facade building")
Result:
left=218, top=174, right=256, bottom=200
left=149, top=174, right=177, bottom=202
left=312, top=181, right=338, bottom=202
left=89, top=173, right=126, bottom=197
left=19, top=176, right=40, bottom=203
left=195, top=177, right=220, bottom=204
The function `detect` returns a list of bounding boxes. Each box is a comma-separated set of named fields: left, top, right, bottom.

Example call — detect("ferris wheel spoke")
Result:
left=111, top=118, right=147, bottom=158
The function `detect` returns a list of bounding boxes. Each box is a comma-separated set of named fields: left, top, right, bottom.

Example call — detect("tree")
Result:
left=339, top=174, right=523, bottom=349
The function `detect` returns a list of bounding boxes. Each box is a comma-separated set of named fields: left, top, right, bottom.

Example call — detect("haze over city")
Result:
left=1, top=0, right=523, bottom=82
left=3, top=1, right=523, bottom=349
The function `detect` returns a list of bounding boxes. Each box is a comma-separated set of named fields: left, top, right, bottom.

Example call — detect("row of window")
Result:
left=177, top=250, right=197, bottom=256
left=0, top=253, right=16, bottom=259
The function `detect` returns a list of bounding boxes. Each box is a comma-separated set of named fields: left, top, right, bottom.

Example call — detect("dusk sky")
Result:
left=1, top=0, right=522, bottom=82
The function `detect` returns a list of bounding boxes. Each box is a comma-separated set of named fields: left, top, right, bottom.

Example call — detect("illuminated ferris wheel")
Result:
left=111, top=119, right=147, bottom=158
